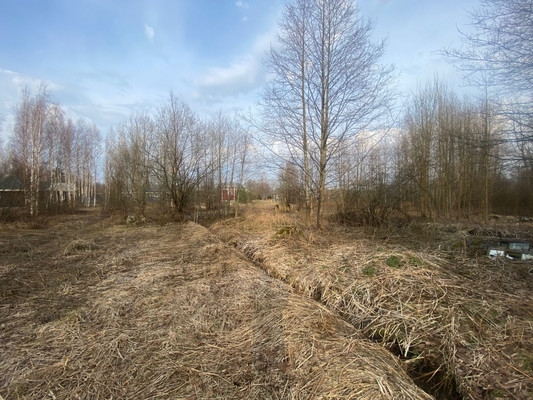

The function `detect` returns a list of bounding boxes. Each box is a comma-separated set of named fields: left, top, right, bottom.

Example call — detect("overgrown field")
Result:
left=1, top=205, right=532, bottom=399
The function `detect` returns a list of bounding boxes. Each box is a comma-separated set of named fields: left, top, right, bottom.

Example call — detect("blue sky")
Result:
left=0, top=0, right=479, bottom=144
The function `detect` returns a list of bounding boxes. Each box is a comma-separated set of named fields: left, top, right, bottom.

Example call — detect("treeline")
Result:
left=105, top=93, right=250, bottom=220
left=0, top=85, right=100, bottom=216
left=2, top=81, right=531, bottom=222
left=271, top=0, right=533, bottom=225
left=278, top=79, right=532, bottom=224
left=0, top=88, right=256, bottom=221
left=397, top=81, right=515, bottom=219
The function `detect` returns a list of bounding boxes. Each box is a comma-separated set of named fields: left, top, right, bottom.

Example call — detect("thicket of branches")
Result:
left=274, top=0, right=533, bottom=224
left=278, top=76, right=531, bottom=223
left=105, top=93, right=250, bottom=221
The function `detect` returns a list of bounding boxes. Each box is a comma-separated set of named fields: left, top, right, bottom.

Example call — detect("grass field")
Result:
left=1, top=203, right=532, bottom=399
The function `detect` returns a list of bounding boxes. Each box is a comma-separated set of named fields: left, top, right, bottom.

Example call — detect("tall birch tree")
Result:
left=10, top=85, right=50, bottom=216
left=262, top=0, right=394, bottom=228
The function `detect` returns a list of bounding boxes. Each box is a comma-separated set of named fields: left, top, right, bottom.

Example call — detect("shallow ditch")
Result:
left=229, top=236, right=464, bottom=400
left=376, top=336, right=462, bottom=400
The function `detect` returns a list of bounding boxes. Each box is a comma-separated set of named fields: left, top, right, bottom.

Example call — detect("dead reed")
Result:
left=1, top=216, right=431, bottom=399
left=211, top=201, right=533, bottom=399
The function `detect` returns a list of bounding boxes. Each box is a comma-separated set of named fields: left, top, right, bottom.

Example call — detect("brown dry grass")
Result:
left=211, top=201, right=533, bottom=400
left=1, top=209, right=431, bottom=399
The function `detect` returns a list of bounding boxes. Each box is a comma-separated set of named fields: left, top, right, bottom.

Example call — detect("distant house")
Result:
left=0, top=177, right=25, bottom=207
left=0, top=177, right=79, bottom=209
left=221, top=186, right=236, bottom=202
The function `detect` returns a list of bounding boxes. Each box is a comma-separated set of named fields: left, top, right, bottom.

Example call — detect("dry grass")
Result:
left=211, top=201, right=533, bottom=400
left=1, top=210, right=431, bottom=399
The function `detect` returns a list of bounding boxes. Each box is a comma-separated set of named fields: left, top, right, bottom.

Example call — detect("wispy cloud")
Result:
left=194, top=30, right=274, bottom=108
left=144, top=24, right=155, bottom=41
left=235, top=1, right=250, bottom=23
left=198, top=57, right=257, bottom=90
left=235, top=1, right=249, bottom=9
left=0, top=68, right=59, bottom=92
left=0, top=66, right=139, bottom=142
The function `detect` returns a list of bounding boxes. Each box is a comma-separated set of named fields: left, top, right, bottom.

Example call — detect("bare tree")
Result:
left=45, top=103, right=66, bottom=211
left=201, top=113, right=251, bottom=217
left=105, top=129, right=126, bottom=213
left=279, top=161, right=302, bottom=207
left=7, top=86, right=102, bottom=216
left=234, top=130, right=250, bottom=216
left=10, top=85, right=50, bottom=216
left=103, top=97, right=252, bottom=221
left=112, top=113, right=153, bottom=216
left=59, top=118, right=76, bottom=209
left=246, top=176, right=273, bottom=200
left=0, top=124, right=8, bottom=181
left=262, top=0, right=394, bottom=228
left=445, top=0, right=533, bottom=172
left=207, top=112, right=232, bottom=214
left=262, top=0, right=313, bottom=225
left=152, top=92, right=205, bottom=220
left=73, top=119, right=100, bottom=207
left=400, top=78, right=504, bottom=219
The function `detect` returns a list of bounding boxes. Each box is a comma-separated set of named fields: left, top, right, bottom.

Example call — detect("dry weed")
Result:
left=219, top=202, right=533, bottom=399
left=1, top=212, right=431, bottom=399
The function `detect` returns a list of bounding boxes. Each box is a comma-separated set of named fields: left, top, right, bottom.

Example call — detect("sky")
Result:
left=0, top=0, right=480, bottom=145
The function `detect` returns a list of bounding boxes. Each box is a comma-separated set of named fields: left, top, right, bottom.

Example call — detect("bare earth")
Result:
left=1, top=204, right=532, bottom=399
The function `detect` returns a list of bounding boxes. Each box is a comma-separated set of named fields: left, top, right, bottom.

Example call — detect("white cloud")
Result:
left=252, top=31, right=275, bottom=54
left=235, top=1, right=249, bottom=9
left=199, top=57, right=257, bottom=89
left=196, top=31, right=274, bottom=96
left=1, top=68, right=59, bottom=92
left=144, top=24, right=155, bottom=41
left=0, top=68, right=16, bottom=76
